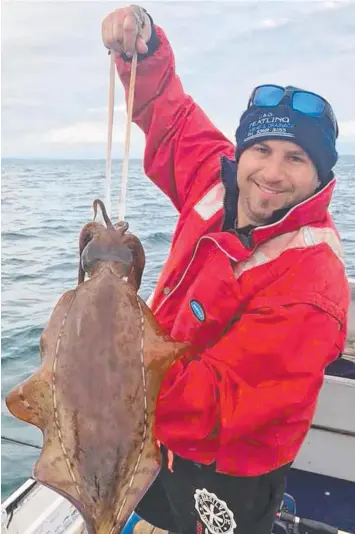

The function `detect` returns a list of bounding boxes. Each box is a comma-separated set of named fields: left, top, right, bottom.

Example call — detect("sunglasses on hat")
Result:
left=248, top=84, right=338, bottom=138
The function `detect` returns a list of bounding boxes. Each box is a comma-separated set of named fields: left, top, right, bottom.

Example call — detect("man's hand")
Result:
left=102, top=5, right=152, bottom=57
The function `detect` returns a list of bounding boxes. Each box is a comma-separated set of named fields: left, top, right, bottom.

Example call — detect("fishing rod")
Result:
left=275, top=511, right=352, bottom=534
left=1, top=435, right=41, bottom=450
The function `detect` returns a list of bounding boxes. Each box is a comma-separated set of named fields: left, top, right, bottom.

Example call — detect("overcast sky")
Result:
left=2, top=0, right=355, bottom=159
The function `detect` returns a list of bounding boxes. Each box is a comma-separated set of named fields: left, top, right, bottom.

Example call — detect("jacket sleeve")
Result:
left=156, top=301, right=344, bottom=441
left=115, top=25, right=234, bottom=212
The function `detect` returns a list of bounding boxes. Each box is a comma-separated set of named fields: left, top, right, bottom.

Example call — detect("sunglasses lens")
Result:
left=253, top=86, right=284, bottom=107
left=250, top=86, right=337, bottom=135
left=293, top=92, right=326, bottom=116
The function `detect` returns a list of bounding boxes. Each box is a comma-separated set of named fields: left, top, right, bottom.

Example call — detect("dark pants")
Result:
left=136, top=446, right=290, bottom=534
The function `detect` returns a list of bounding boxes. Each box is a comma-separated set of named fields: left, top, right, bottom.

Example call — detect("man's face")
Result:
left=236, top=139, right=320, bottom=228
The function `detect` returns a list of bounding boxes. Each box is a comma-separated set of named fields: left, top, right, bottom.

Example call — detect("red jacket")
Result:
left=115, top=26, right=350, bottom=476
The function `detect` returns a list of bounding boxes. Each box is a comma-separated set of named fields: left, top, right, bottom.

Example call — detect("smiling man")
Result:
left=234, top=86, right=338, bottom=231
left=236, top=139, right=320, bottom=227
left=102, top=6, right=350, bottom=534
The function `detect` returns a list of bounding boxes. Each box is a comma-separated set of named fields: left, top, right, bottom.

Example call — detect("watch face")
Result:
left=194, top=489, right=237, bottom=534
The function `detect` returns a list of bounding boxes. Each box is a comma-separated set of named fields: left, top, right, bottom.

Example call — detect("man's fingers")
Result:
left=122, top=13, right=139, bottom=56
left=101, top=18, right=112, bottom=49
left=102, top=14, right=120, bottom=51
left=136, top=35, right=148, bottom=54
left=102, top=7, right=151, bottom=55
left=111, top=16, right=123, bottom=52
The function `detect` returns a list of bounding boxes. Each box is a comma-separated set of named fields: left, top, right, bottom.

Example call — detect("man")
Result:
left=102, top=6, right=350, bottom=534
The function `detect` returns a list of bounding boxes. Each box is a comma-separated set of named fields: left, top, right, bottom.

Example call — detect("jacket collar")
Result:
left=220, top=155, right=336, bottom=248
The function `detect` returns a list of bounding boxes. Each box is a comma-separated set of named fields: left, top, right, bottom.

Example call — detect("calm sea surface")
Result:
left=1, top=156, right=355, bottom=500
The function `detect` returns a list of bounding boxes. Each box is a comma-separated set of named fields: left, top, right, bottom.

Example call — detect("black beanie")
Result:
left=235, top=104, right=338, bottom=182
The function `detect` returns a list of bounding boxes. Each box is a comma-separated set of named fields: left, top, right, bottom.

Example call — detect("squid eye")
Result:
left=79, top=230, right=93, bottom=260
left=81, top=243, right=95, bottom=273
left=82, top=231, right=93, bottom=248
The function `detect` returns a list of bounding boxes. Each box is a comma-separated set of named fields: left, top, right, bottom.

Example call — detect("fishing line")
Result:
left=1, top=435, right=41, bottom=450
